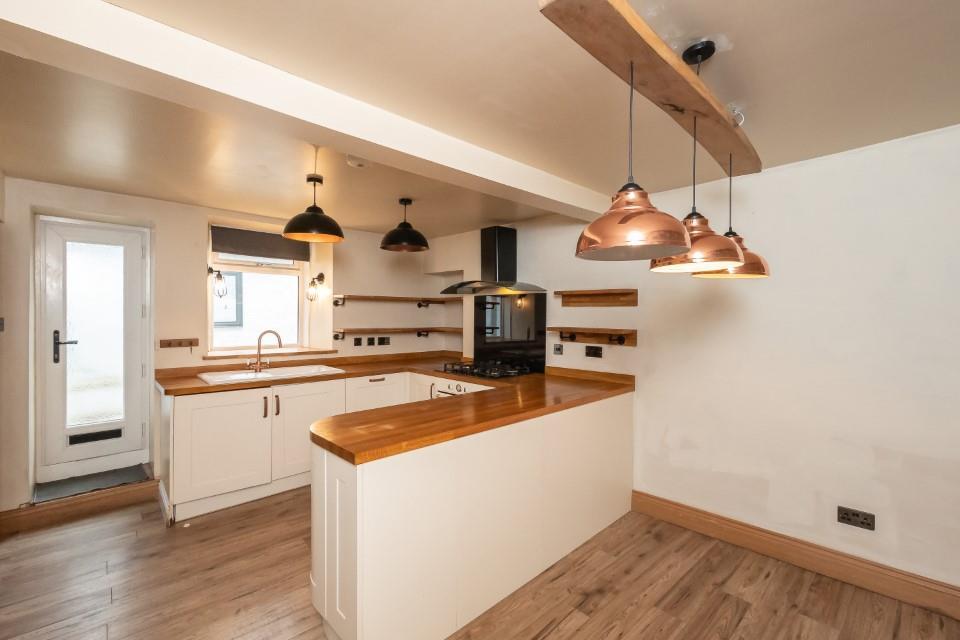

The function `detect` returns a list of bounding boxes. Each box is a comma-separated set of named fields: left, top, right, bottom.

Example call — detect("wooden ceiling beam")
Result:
left=540, top=0, right=762, bottom=176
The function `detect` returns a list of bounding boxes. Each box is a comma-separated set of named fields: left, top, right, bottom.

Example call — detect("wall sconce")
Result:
left=515, top=294, right=527, bottom=309
left=306, top=272, right=326, bottom=302
left=207, top=266, right=228, bottom=298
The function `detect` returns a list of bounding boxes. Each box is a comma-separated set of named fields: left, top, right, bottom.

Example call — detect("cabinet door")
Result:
left=172, top=388, right=271, bottom=503
left=272, top=380, right=345, bottom=480
left=408, top=373, right=435, bottom=402
left=345, top=373, right=407, bottom=412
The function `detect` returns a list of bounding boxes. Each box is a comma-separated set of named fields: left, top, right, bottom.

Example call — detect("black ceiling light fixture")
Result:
left=282, top=145, right=345, bottom=243
left=381, top=197, right=429, bottom=252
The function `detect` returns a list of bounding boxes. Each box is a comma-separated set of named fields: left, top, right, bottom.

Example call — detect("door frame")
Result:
left=34, top=215, right=154, bottom=483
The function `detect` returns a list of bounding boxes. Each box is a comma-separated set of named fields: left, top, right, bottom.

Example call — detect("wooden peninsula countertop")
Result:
left=155, top=355, right=634, bottom=466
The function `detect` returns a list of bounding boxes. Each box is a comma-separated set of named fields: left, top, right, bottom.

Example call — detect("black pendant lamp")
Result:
left=282, top=146, right=344, bottom=243
left=381, top=197, right=429, bottom=252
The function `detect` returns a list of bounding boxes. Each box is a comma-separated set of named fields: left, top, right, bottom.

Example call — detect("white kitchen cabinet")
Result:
left=172, top=388, right=272, bottom=503
left=345, top=373, right=407, bottom=412
left=272, top=380, right=345, bottom=480
left=408, top=373, right=435, bottom=402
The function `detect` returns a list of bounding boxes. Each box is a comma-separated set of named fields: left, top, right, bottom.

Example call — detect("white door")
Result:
left=272, top=380, right=345, bottom=480
left=36, top=217, right=150, bottom=479
left=172, top=388, right=272, bottom=503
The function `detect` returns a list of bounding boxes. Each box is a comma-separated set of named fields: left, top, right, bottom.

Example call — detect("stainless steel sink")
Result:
left=199, top=364, right=344, bottom=385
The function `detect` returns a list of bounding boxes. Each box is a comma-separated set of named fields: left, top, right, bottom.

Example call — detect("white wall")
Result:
left=494, top=124, right=960, bottom=586
left=331, top=229, right=463, bottom=356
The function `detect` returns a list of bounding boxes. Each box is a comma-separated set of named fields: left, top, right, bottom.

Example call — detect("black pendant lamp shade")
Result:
left=381, top=197, right=429, bottom=252
left=282, top=148, right=345, bottom=243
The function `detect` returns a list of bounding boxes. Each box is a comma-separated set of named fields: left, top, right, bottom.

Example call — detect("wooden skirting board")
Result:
left=0, top=479, right=160, bottom=537
left=631, top=490, right=960, bottom=621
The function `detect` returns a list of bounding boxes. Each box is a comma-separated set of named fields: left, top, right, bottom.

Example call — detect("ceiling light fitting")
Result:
left=381, top=197, right=429, bottom=252
left=282, top=145, right=345, bottom=243
left=693, top=154, right=770, bottom=279
left=575, top=61, right=689, bottom=261
left=651, top=41, right=744, bottom=273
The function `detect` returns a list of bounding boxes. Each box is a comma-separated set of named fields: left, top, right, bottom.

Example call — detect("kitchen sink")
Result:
left=198, top=364, right=345, bottom=385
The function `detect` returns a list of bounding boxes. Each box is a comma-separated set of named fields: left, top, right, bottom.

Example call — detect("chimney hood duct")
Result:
left=441, top=226, right=545, bottom=295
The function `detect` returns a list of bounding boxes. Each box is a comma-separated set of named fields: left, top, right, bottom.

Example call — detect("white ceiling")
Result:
left=0, top=52, right=556, bottom=237
left=107, top=0, right=960, bottom=194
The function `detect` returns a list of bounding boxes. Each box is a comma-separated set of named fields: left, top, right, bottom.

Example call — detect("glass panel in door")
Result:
left=65, top=241, right=125, bottom=427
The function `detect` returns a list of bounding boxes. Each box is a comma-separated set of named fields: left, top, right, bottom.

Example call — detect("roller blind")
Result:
left=210, top=226, right=310, bottom=262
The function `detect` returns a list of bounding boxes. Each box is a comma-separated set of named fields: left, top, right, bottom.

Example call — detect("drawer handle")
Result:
left=275, top=394, right=280, bottom=416
left=263, top=396, right=268, bottom=418
left=368, top=377, right=386, bottom=383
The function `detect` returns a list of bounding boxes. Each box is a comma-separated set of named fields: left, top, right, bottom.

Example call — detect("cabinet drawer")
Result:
left=345, top=373, right=407, bottom=412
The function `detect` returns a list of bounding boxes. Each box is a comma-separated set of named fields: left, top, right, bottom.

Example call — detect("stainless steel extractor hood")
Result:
left=441, top=226, right=545, bottom=295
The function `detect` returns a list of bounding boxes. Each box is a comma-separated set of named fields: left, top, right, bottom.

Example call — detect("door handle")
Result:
left=52, top=330, right=79, bottom=364
left=275, top=394, right=280, bottom=416
left=263, top=396, right=268, bottom=419
left=429, top=382, right=436, bottom=399
left=368, top=377, right=386, bottom=383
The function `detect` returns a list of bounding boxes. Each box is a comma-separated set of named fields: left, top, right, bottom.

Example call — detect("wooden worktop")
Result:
left=309, top=364, right=634, bottom=466
left=155, top=354, right=634, bottom=467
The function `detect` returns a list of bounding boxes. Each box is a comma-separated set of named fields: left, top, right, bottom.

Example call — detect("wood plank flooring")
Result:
left=1, top=488, right=956, bottom=640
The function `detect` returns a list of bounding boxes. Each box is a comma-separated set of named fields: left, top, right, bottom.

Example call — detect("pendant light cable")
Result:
left=691, top=58, right=702, bottom=212
left=312, top=145, right=319, bottom=205
left=403, top=200, right=408, bottom=223
left=728, top=154, right=734, bottom=233
left=627, top=61, right=635, bottom=184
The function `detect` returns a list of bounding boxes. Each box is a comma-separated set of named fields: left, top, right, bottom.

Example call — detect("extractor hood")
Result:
left=441, top=226, right=545, bottom=295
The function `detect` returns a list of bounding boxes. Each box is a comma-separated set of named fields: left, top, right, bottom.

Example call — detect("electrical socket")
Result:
left=585, top=345, right=603, bottom=358
left=353, top=337, right=362, bottom=346
left=553, top=343, right=563, bottom=355
left=378, top=336, right=390, bottom=346
left=837, top=506, right=875, bottom=531
left=366, top=337, right=375, bottom=346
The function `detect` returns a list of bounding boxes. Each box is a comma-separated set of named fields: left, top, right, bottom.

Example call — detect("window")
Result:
left=209, top=253, right=304, bottom=349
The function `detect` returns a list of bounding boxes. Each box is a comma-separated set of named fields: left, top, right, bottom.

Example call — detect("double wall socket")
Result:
left=585, top=345, right=603, bottom=358
left=837, top=506, right=875, bottom=531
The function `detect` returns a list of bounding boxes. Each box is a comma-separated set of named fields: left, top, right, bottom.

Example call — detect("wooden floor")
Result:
left=1, top=489, right=956, bottom=640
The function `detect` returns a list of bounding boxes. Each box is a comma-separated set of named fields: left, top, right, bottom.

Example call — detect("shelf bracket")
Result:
left=417, top=300, right=431, bottom=308
left=416, top=330, right=430, bottom=337
left=559, top=331, right=577, bottom=342
left=608, top=334, right=627, bottom=345
left=333, top=331, right=345, bottom=341
left=333, top=296, right=346, bottom=307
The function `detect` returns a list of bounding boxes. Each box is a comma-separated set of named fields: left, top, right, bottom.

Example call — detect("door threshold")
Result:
left=33, top=464, right=150, bottom=503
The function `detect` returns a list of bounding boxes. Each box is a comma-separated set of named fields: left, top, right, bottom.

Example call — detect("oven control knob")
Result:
left=456, top=384, right=463, bottom=392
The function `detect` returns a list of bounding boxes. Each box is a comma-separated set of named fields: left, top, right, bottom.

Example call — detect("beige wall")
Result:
left=488, top=124, right=959, bottom=585
left=331, top=228, right=463, bottom=355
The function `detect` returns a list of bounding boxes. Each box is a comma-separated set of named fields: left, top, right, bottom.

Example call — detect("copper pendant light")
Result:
left=650, top=42, right=742, bottom=274
left=282, top=146, right=345, bottom=243
left=575, top=62, right=689, bottom=261
left=694, top=154, right=770, bottom=279
left=381, top=197, right=429, bottom=252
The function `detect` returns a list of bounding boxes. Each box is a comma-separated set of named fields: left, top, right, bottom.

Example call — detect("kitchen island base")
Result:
left=310, top=392, right=633, bottom=640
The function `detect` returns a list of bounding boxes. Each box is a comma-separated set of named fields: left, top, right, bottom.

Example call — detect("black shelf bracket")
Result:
left=333, top=331, right=345, bottom=341
left=333, top=296, right=346, bottom=307
left=416, top=330, right=430, bottom=337
left=608, top=334, right=626, bottom=345
left=417, top=300, right=431, bottom=308
left=559, top=331, right=577, bottom=342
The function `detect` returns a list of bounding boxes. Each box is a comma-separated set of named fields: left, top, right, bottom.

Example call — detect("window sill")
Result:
left=203, top=347, right=339, bottom=361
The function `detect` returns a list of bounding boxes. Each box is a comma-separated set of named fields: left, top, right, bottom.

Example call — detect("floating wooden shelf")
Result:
left=540, top=0, right=761, bottom=176
left=333, top=327, right=463, bottom=340
left=333, top=294, right=462, bottom=308
left=547, top=326, right=637, bottom=347
left=554, top=289, right=638, bottom=307
left=159, top=338, right=199, bottom=348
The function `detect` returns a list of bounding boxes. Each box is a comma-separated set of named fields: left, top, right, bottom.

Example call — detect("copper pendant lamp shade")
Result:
left=693, top=154, right=770, bottom=278
left=693, top=232, right=769, bottom=278
left=575, top=62, right=689, bottom=261
left=650, top=211, right=743, bottom=272
left=576, top=183, right=690, bottom=260
left=381, top=198, right=429, bottom=252
left=282, top=147, right=345, bottom=243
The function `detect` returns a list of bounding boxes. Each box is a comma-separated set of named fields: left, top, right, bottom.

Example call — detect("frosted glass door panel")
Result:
left=65, top=241, right=125, bottom=427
